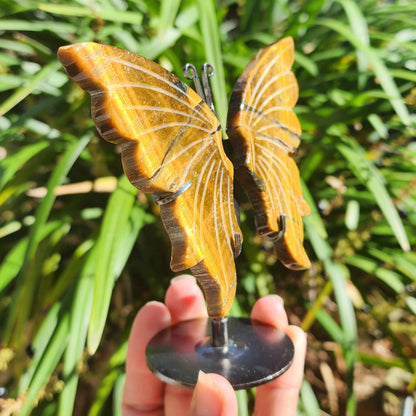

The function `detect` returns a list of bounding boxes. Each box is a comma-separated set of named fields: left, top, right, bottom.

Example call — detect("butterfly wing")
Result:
left=58, top=42, right=241, bottom=317
left=227, top=37, right=310, bottom=270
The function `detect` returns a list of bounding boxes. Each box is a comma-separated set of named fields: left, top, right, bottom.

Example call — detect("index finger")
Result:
left=122, top=301, right=170, bottom=416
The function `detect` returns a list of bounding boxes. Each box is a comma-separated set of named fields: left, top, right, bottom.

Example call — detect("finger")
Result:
left=250, top=294, right=289, bottom=328
left=165, top=275, right=207, bottom=323
left=188, top=372, right=238, bottom=416
left=122, top=301, right=171, bottom=416
left=253, top=325, right=307, bottom=416
left=276, top=326, right=307, bottom=390
left=163, top=276, right=209, bottom=414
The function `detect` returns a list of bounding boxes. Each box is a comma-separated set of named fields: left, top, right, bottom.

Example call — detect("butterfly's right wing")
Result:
left=58, top=42, right=241, bottom=317
left=227, top=37, right=310, bottom=270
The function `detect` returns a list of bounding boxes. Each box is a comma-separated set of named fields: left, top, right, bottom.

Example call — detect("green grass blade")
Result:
left=0, top=238, right=27, bottom=294
left=338, top=0, right=370, bottom=89
left=315, top=309, right=345, bottom=345
left=389, top=68, right=416, bottom=83
left=301, top=280, right=333, bottom=333
left=294, top=51, right=319, bottom=77
left=368, top=113, right=388, bottom=139
left=0, top=141, right=48, bottom=190
left=196, top=0, right=227, bottom=129
left=0, top=20, right=76, bottom=33
left=58, top=247, right=96, bottom=416
left=303, top=215, right=332, bottom=261
left=18, top=301, right=63, bottom=393
left=345, top=255, right=405, bottom=293
left=60, top=197, right=151, bottom=411
left=394, top=252, right=416, bottom=282
left=337, top=138, right=410, bottom=252
left=327, top=262, right=357, bottom=348
left=43, top=240, right=94, bottom=306
left=299, top=379, right=322, bottom=415
left=4, top=135, right=90, bottom=345
left=158, top=0, right=181, bottom=38
left=405, top=296, right=416, bottom=315
left=301, top=179, right=327, bottom=239
left=0, top=60, right=61, bottom=116
left=87, top=176, right=143, bottom=353
left=305, top=210, right=357, bottom=346
left=23, top=135, right=89, bottom=272
left=317, top=18, right=411, bottom=126
left=0, top=221, right=67, bottom=296
left=113, top=373, right=125, bottom=416
left=236, top=390, right=249, bottom=416
left=137, top=28, right=182, bottom=60
left=19, top=309, right=70, bottom=416
left=38, top=3, right=144, bottom=25
left=89, top=340, right=128, bottom=416
left=304, top=211, right=357, bottom=414
left=358, top=352, right=416, bottom=370
left=0, top=74, right=25, bottom=92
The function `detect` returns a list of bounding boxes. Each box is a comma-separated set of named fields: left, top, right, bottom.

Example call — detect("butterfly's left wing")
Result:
left=227, top=37, right=310, bottom=270
left=58, top=43, right=241, bottom=317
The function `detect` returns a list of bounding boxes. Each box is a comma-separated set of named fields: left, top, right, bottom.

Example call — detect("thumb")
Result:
left=188, top=372, right=237, bottom=416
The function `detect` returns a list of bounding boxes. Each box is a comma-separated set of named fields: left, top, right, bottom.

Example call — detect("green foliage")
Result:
left=0, top=0, right=415, bottom=415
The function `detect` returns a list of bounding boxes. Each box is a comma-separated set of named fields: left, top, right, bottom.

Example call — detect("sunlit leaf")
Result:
left=337, top=138, right=410, bottom=252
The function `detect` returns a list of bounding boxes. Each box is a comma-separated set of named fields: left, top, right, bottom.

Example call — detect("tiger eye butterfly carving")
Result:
left=58, top=37, right=310, bottom=389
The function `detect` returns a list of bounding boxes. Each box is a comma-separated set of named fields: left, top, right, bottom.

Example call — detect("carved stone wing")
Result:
left=58, top=42, right=242, bottom=317
left=227, top=37, right=310, bottom=270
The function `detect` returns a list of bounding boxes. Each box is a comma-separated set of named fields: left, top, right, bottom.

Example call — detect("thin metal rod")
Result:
left=210, top=317, right=229, bottom=348
left=183, top=62, right=217, bottom=115
left=201, top=63, right=215, bottom=113
left=183, top=63, right=204, bottom=99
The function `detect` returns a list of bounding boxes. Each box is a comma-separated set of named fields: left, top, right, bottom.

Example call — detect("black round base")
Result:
left=145, top=317, right=294, bottom=390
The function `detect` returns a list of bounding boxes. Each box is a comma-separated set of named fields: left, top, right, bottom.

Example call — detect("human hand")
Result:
left=122, top=275, right=306, bottom=416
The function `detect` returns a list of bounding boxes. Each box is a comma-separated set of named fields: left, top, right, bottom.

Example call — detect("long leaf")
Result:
left=58, top=245, right=96, bottom=416
left=299, top=379, right=322, bottom=415
left=303, top=212, right=357, bottom=415
left=0, top=141, right=48, bottom=190
left=337, top=0, right=370, bottom=89
left=317, top=18, right=411, bottom=126
left=158, top=0, right=181, bottom=38
left=345, top=254, right=406, bottom=294
left=59, top=201, right=150, bottom=413
left=4, top=135, right=90, bottom=345
left=87, top=176, right=141, bottom=353
left=38, top=3, right=144, bottom=25
left=88, top=341, right=128, bottom=416
left=113, top=373, right=125, bottom=416
left=19, top=308, right=70, bottom=416
left=0, top=60, right=62, bottom=116
left=19, top=301, right=63, bottom=393
left=196, top=0, right=227, bottom=129
left=337, top=138, right=410, bottom=252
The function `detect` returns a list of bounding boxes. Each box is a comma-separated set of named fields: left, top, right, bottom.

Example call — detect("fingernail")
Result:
left=144, top=300, right=163, bottom=306
left=170, top=274, right=196, bottom=285
left=269, top=294, right=284, bottom=305
left=189, top=371, right=222, bottom=416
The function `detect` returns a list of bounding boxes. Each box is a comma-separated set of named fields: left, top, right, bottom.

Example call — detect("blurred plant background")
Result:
left=0, top=0, right=415, bottom=415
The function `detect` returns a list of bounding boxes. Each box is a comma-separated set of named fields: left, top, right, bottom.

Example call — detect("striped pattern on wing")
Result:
left=58, top=42, right=241, bottom=317
left=227, top=37, right=310, bottom=270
